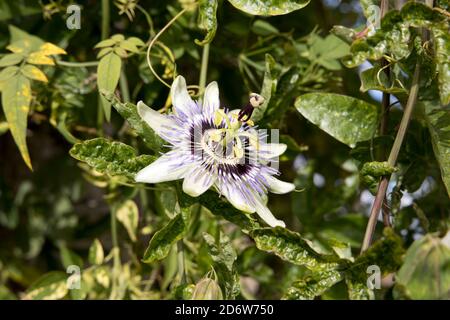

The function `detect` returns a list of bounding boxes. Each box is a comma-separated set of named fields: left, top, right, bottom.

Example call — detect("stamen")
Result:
left=238, top=93, right=265, bottom=122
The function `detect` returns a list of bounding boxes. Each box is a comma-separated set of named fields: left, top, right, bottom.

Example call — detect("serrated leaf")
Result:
left=24, top=272, right=68, bottom=300
left=195, top=0, right=218, bottom=46
left=0, top=53, right=23, bottom=67
left=1, top=74, right=32, bottom=169
left=88, top=239, right=104, bottom=265
left=69, top=138, right=155, bottom=179
left=0, top=66, right=19, bottom=81
left=423, top=101, right=450, bottom=197
left=21, top=64, right=48, bottom=82
left=101, top=91, right=165, bottom=152
left=250, top=227, right=340, bottom=272
left=227, top=0, right=311, bottom=16
left=295, top=93, right=379, bottom=148
left=395, top=232, right=450, bottom=299
left=97, top=52, right=122, bottom=121
left=116, top=200, right=139, bottom=242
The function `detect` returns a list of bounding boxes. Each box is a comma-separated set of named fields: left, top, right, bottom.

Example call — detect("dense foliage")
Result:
left=0, top=0, right=449, bottom=300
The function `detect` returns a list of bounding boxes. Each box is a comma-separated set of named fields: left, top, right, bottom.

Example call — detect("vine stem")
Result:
left=146, top=8, right=188, bottom=88
left=97, top=0, right=110, bottom=132
left=361, top=64, right=420, bottom=253
left=56, top=60, right=99, bottom=67
left=379, top=0, right=391, bottom=227
left=198, top=43, right=210, bottom=102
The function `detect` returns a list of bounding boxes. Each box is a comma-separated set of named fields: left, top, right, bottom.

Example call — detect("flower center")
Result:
left=201, top=129, right=245, bottom=165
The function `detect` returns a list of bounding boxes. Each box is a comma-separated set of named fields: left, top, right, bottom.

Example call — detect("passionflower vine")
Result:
left=135, top=76, right=295, bottom=227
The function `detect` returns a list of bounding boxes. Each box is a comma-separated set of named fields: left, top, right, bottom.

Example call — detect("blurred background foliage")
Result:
left=0, top=0, right=449, bottom=300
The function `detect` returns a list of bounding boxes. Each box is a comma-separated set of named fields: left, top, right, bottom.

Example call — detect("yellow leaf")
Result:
left=7, top=39, right=32, bottom=53
left=27, top=52, right=55, bottom=65
left=38, top=42, right=67, bottom=56
left=21, top=65, right=48, bottom=83
left=1, top=74, right=32, bottom=169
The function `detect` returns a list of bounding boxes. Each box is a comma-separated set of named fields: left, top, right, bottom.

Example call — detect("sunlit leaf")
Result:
left=195, top=0, right=218, bottom=45
left=27, top=52, right=54, bottom=65
left=283, top=269, right=342, bottom=300
left=88, top=239, right=104, bottom=265
left=0, top=66, right=19, bottom=81
left=69, top=138, right=155, bottom=179
left=0, top=53, right=23, bottom=67
left=21, top=64, right=48, bottom=82
left=1, top=74, right=32, bottom=169
left=295, top=93, right=379, bottom=148
left=102, top=91, right=165, bottom=152
left=227, top=0, right=311, bottom=16
left=116, top=200, right=139, bottom=242
left=24, top=272, right=68, bottom=300
left=97, top=52, right=122, bottom=121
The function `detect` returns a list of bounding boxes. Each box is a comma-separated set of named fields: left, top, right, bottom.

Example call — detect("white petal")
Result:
left=203, top=81, right=220, bottom=116
left=182, top=167, right=216, bottom=197
left=135, top=152, right=190, bottom=184
left=264, top=175, right=295, bottom=194
left=258, top=143, right=287, bottom=159
left=221, top=186, right=256, bottom=213
left=137, top=101, right=175, bottom=136
left=171, top=75, right=194, bottom=115
left=254, top=200, right=286, bottom=228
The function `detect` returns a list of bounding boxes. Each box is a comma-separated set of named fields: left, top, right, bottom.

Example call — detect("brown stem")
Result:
left=361, top=64, right=420, bottom=253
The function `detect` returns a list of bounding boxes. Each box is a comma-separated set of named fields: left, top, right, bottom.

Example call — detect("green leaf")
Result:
left=227, top=0, right=311, bottom=16
left=1, top=74, right=32, bottom=169
left=250, top=227, right=340, bottom=272
left=283, top=269, right=342, bottom=300
left=24, top=272, right=68, bottom=300
left=0, top=53, right=24, bottom=67
left=433, top=26, right=450, bottom=106
left=69, top=138, right=155, bottom=180
left=295, top=93, right=379, bottom=148
left=360, top=66, right=407, bottom=95
left=345, top=279, right=373, bottom=300
left=187, top=191, right=261, bottom=231
left=116, top=200, right=139, bottom=242
left=142, top=211, right=190, bottom=264
left=310, top=34, right=349, bottom=71
left=395, top=231, right=450, bottom=300
left=251, top=54, right=280, bottom=123
left=119, top=40, right=140, bottom=53
left=0, top=66, right=19, bottom=81
left=203, top=232, right=240, bottom=299
left=101, top=91, right=165, bottom=152
left=346, top=228, right=404, bottom=286
left=94, top=38, right=116, bottom=48
left=251, top=19, right=279, bottom=36
left=195, top=0, right=218, bottom=45
left=127, top=37, right=145, bottom=47
left=344, top=3, right=449, bottom=68
left=423, top=102, right=450, bottom=197
left=59, top=244, right=83, bottom=269
left=97, top=52, right=122, bottom=121
left=20, top=64, right=48, bottom=82
left=88, top=239, right=104, bottom=265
